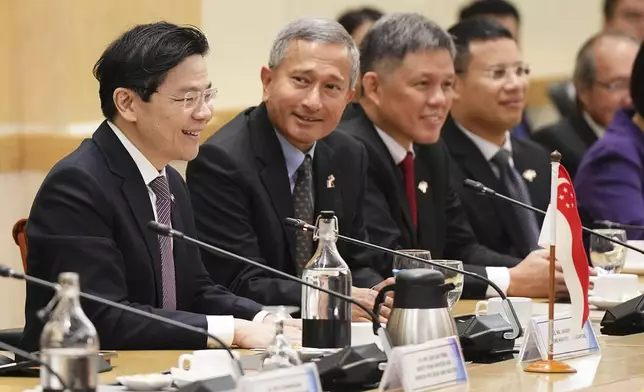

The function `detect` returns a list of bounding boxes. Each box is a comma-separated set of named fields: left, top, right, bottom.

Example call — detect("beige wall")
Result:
left=203, top=0, right=604, bottom=109
left=0, top=0, right=607, bottom=330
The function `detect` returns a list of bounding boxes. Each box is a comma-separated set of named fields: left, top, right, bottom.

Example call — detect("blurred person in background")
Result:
left=534, top=31, right=639, bottom=177
left=604, top=0, right=644, bottom=41
left=337, top=6, right=384, bottom=46
left=575, top=41, right=644, bottom=240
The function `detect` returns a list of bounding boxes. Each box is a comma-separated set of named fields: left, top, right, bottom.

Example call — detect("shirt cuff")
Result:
left=206, top=315, right=234, bottom=347
left=252, top=310, right=270, bottom=323
left=485, top=267, right=510, bottom=298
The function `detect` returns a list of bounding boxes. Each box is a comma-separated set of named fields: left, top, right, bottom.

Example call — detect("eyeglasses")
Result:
left=163, top=87, right=218, bottom=110
left=481, top=63, right=531, bottom=81
left=595, top=79, right=630, bottom=93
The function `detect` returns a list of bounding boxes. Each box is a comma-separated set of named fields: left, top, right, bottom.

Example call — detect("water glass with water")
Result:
left=590, top=229, right=628, bottom=275
left=428, top=260, right=464, bottom=310
left=392, top=250, right=431, bottom=276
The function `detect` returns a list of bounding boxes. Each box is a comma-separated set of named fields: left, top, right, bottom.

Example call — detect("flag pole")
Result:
left=525, top=151, right=576, bottom=374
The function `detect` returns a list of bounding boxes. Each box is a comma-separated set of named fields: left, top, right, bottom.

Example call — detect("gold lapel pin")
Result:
left=522, top=169, right=537, bottom=182
left=327, top=174, right=336, bottom=188
left=418, top=181, right=428, bottom=194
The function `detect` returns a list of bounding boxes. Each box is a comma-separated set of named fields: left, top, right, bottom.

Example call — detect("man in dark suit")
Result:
left=339, top=13, right=562, bottom=299
left=442, top=19, right=551, bottom=263
left=533, top=31, right=638, bottom=177
left=21, top=22, right=299, bottom=352
left=186, top=18, right=391, bottom=322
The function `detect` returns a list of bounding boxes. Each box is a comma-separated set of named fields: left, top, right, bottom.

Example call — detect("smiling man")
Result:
left=21, top=22, right=298, bottom=351
left=186, top=17, right=393, bottom=322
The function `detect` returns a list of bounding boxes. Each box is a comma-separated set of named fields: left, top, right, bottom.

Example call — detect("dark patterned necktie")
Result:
left=149, top=175, right=177, bottom=310
left=293, top=155, right=314, bottom=271
left=491, top=149, right=540, bottom=253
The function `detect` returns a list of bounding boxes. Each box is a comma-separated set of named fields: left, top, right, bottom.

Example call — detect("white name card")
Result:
left=518, top=312, right=600, bottom=364
left=237, top=363, right=322, bottom=392
left=379, top=335, right=468, bottom=392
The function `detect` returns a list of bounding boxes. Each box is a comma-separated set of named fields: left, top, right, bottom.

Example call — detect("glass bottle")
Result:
left=301, top=211, right=352, bottom=349
left=258, top=306, right=302, bottom=371
left=40, top=272, right=99, bottom=392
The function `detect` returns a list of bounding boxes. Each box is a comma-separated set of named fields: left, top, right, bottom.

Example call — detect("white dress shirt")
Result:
left=108, top=121, right=266, bottom=346
left=375, top=126, right=510, bottom=298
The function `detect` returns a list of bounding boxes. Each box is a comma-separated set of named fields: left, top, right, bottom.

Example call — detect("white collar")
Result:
left=455, top=121, right=513, bottom=163
left=107, top=121, right=165, bottom=185
left=374, top=126, right=415, bottom=165
left=582, top=111, right=606, bottom=139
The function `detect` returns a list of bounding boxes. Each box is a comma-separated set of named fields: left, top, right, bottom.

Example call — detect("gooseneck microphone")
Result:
left=594, top=220, right=644, bottom=231
left=0, top=265, right=242, bottom=375
left=283, top=217, right=523, bottom=342
left=463, top=179, right=644, bottom=256
left=146, top=221, right=393, bottom=354
left=0, top=339, right=67, bottom=389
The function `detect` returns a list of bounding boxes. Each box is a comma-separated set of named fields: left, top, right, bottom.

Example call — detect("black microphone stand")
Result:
left=0, top=266, right=243, bottom=377
left=0, top=339, right=67, bottom=389
left=463, top=179, right=644, bottom=256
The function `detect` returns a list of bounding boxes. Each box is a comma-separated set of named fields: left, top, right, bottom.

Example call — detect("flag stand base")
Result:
left=524, top=359, right=576, bottom=373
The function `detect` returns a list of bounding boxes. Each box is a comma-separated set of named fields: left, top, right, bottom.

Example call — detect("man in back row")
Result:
left=21, top=22, right=299, bottom=351
left=339, top=13, right=565, bottom=299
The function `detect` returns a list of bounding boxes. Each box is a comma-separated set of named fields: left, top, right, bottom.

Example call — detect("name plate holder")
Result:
left=237, top=363, right=322, bottom=392
left=378, top=336, right=468, bottom=392
left=518, top=312, right=600, bottom=365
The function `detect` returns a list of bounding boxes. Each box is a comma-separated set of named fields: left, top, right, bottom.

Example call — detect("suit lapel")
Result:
left=251, top=105, right=297, bottom=262
left=313, top=139, right=342, bottom=219
left=93, top=122, right=163, bottom=305
left=442, top=118, right=529, bottom=254
left=571, top=112, right=599, bottom=148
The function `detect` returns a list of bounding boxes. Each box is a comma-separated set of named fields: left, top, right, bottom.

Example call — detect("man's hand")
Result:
left=232, top=319, right=302, bottom=349
left=508, top=249, right=568, bottom=298
left=351, top=277, right=395, bottom=323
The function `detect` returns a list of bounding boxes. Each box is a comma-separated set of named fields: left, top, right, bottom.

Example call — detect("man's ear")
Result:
left=361, top=71, right=382, bottom=106
left=113, top=88, right=138, bottom=122
left=260, top=66, right=273, bottom=102
left=452, top=76, right=465, bottom=102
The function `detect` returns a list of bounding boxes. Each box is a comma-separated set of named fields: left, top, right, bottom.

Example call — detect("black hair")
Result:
left=337, top=7, right=384, bottom=36
left=93, top=21, right=209, bottom=121
left=447, top=18, right=514, bottom=73
left=630, top=41, right=644, bottom=115
left=458, top=0, right=521, bottom=24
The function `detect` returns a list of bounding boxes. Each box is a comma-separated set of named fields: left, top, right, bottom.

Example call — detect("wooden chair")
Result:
left=1, top=219, right=29, bottom=347
left=12, top=218, right=28, bottom=272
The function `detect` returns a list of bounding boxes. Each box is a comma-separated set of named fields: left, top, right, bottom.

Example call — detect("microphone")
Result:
left=147, top=221, right=392, bottom=390
left=0, top=265, right=243, bottom=376
left=463, top=179, right=644, bottom=256
left=146, top=221, right=391, bottom=351
left=594, top=220, right=644, bottom=231
left=284, top=217, right=523, bottom=363
left=0, top=339, right=67, bottom=389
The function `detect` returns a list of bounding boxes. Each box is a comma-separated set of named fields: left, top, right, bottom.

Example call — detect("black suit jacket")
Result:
left=532, top=111, right=598, bottom=178
left=442, top=117, right=551, bottom=259
left=185, top=104, right=383, bottom=307
left=20, top=122, right=262, bottom=352
left=339, top=104, right=520, bottom=299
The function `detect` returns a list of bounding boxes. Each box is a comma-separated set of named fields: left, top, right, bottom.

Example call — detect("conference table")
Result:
left=4, top=298, right=644, bottom=392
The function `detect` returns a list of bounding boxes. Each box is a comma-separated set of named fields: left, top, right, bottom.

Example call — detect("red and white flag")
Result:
left=537, top=161, right=590, bottom=332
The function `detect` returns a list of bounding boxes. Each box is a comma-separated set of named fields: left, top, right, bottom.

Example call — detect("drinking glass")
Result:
left=258, top=306, right=301, bottom=372
left=392, top=250, right=432, bottom=276
left=428, top=260, right=464, bottom=310
left=590, top=229, right=628, bottom=275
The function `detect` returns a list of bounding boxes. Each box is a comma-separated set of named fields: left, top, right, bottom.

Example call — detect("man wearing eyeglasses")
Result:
left=534, top=31, right=639, bottom=177
left=21, top=22, right=302, bottom=352
left=438, top=19, right=570, bottom=298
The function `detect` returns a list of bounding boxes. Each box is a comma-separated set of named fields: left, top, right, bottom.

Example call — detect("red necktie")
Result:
left=400, top=152, right=417, bottom=228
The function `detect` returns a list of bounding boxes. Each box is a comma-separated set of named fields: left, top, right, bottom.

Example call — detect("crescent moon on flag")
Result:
left=558, top=178, right=570, bottom=187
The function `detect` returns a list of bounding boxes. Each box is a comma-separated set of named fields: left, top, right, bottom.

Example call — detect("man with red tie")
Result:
left=339, top=13, right=560, bottom=299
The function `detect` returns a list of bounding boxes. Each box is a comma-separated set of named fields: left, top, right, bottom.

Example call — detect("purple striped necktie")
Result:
left=149, top=175, right=177, bottom=310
